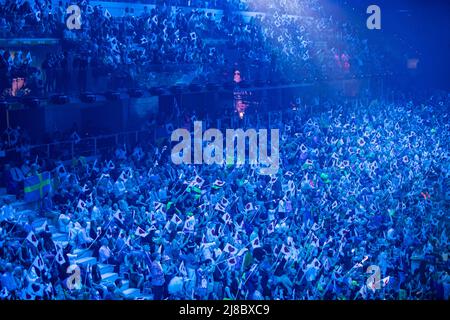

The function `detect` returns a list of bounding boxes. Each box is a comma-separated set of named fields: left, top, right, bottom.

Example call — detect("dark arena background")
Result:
left=0, top=0, right=449, bottom=304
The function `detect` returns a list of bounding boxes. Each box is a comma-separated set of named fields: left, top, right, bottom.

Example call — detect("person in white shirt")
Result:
left=98, top=239, right=112, bottom=264
left=0, top=199, right=15, bottom=222
left=9, top=165, right=25, bottom=183
left=58, top=212, right=71, bottom=233
left=20, top=160, right=31, bottom=177
left=76, top=221, right=94, bottom=247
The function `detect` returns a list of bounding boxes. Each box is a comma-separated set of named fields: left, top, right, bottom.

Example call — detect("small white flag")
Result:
left=251, top=237, right=261, bottom=248
left=223, top=243, right=237, bottom=255
left=135, top=226, right=148, bottom=237
left=26, top=231, right=39, bottom=247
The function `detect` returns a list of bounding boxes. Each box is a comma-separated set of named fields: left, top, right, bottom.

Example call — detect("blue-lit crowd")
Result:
left=1, top=92, right=449, bottom=300
left=1, top=0, right=393, bottom=96
left=0, top=0, right=448, bottom=301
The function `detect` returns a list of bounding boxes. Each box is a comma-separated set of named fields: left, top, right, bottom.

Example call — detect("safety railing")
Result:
left=3, top=129, right=154, bottom=162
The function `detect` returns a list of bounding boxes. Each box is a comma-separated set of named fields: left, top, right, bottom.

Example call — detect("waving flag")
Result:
left=222, top=212, right=232, bottom=224
left=26, top=231, right=39, bottom=247
left=310, top=233, right=320, bottom=248
left=223, top=243, right=237, bottom=255
left=118, top=171, right=128, bottom=182
left=245, top=203, right=255, bottom=212
left=215, top=203, right=226, bottom=213
left=267, top=221, right=275, bottom=234
left=104, top=9, right=112, bottom=19
left=220, top=197, right=230, bottom=207
left=286, top=236, right=294, bottom=246
left=212, top=180, right=225, bottom=189
left=251, top=237, right=261, bottom=249
left=358, top=138, right=366, bottom=147
left=179, top=261, right=187, bottom=277
left=135, top=226, right=148, bottom=237
left=358, top=284, right=368, bottom=299
left=140, top=36, right=148, bottom=45
left=55, top=249, right=66, bottom=265
left=280, top=244, right=290, bottom=256
left=310, top=258, right=321, bottom=270
left=153, top=201, right=164, bottom=212
left=285, top=171, right=294, bottom=178
left=171, top=214, right=183, bottom=226
left=183, top=216, right=195, bottom=232
left=24, top=172, right=52, bottom=202
left=311, top=223, right=321, bottom=231
left=77, top=199, right=86, bottom=211
left=207, top=225, right=218, bottom=239
left=114, top=210, right=124, bottom=224
left=227, top=257, right=237, bottom=268
left=191, top=175, right=205, bottom=187
left=33, top=255, right=45, bottom=271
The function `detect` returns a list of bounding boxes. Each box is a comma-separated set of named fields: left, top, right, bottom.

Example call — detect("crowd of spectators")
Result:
left=0, top=0, right=396, bottom=96
left=0, top=93, right=449, bottom=300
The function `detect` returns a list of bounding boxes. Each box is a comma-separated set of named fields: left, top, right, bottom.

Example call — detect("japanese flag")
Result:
left=26, top=231, right=39, bottom=247
left=190, top=175, right=204, bottom=188
left=245, top=203, right=254, bottom=212
left=222, top=212, right=232, bottom=224
left=251, top=237, right=261, bottom=249
left=310, top=258, right=321, bottom=270
left=267, top=221, right=275, bottom=234
left=179, top=261, right=187, bottom=277
left=171, top=214, right=183, bottom=226
left=153, top=201, right=164, bottom=212
left=114, top=210, right=124, bottom=224
left=220, top=197, right=230, bottom=208
left=33, top=255, right=45, bottom=271
left=285, top=171, right=294, bottom=178
left=382, top=276, right=390, bottom=287
left=227, top=257, right=237, bottom=268
left=223, top=243, right=237, bottom=255
left=311, top=223, right=321, bottom=231
left=215, top=203, right=226, bottom=213
left=280, top=244, right=290, bottom=256
left=135, top=226, right=148, bottom=237
left=104, top=9, right=112, bottom=19
left=213, top=180, right=225, bottom=188
left=77, top=199, right=86, bottom=210
left=183, top=216, right=195, bottom=232
left=55, top=249, right=66, bottom=265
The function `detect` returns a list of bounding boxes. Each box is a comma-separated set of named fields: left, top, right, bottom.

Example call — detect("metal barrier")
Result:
left=3, top=130, right=153, bottom=162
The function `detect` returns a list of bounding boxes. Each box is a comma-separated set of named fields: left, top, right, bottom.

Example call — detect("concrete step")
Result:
left=54, top=240, right=69, bottom=248
left=67, top=253, right=77, bottom=264
left=0, top=194, right=15, bottom=202
left=12, top=200, right=33, bottom=211
left=31, top=218, right=47, bottom=229
left=15, top=209, right=36, bottom=219
left=73, top=249, right=93, bottom=259
left=98, top=264, right=115, bottom=275
left=122, top=288, right=140, bottom=299
left=134, top=294, right=154, bottom=300
left=74, top=256, right=97, bottom=266
left=121, top=280, right=129, bottom=290
left=52, top=233, right=68, bottom=242
left=101, top=272, right=118, bottom=283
